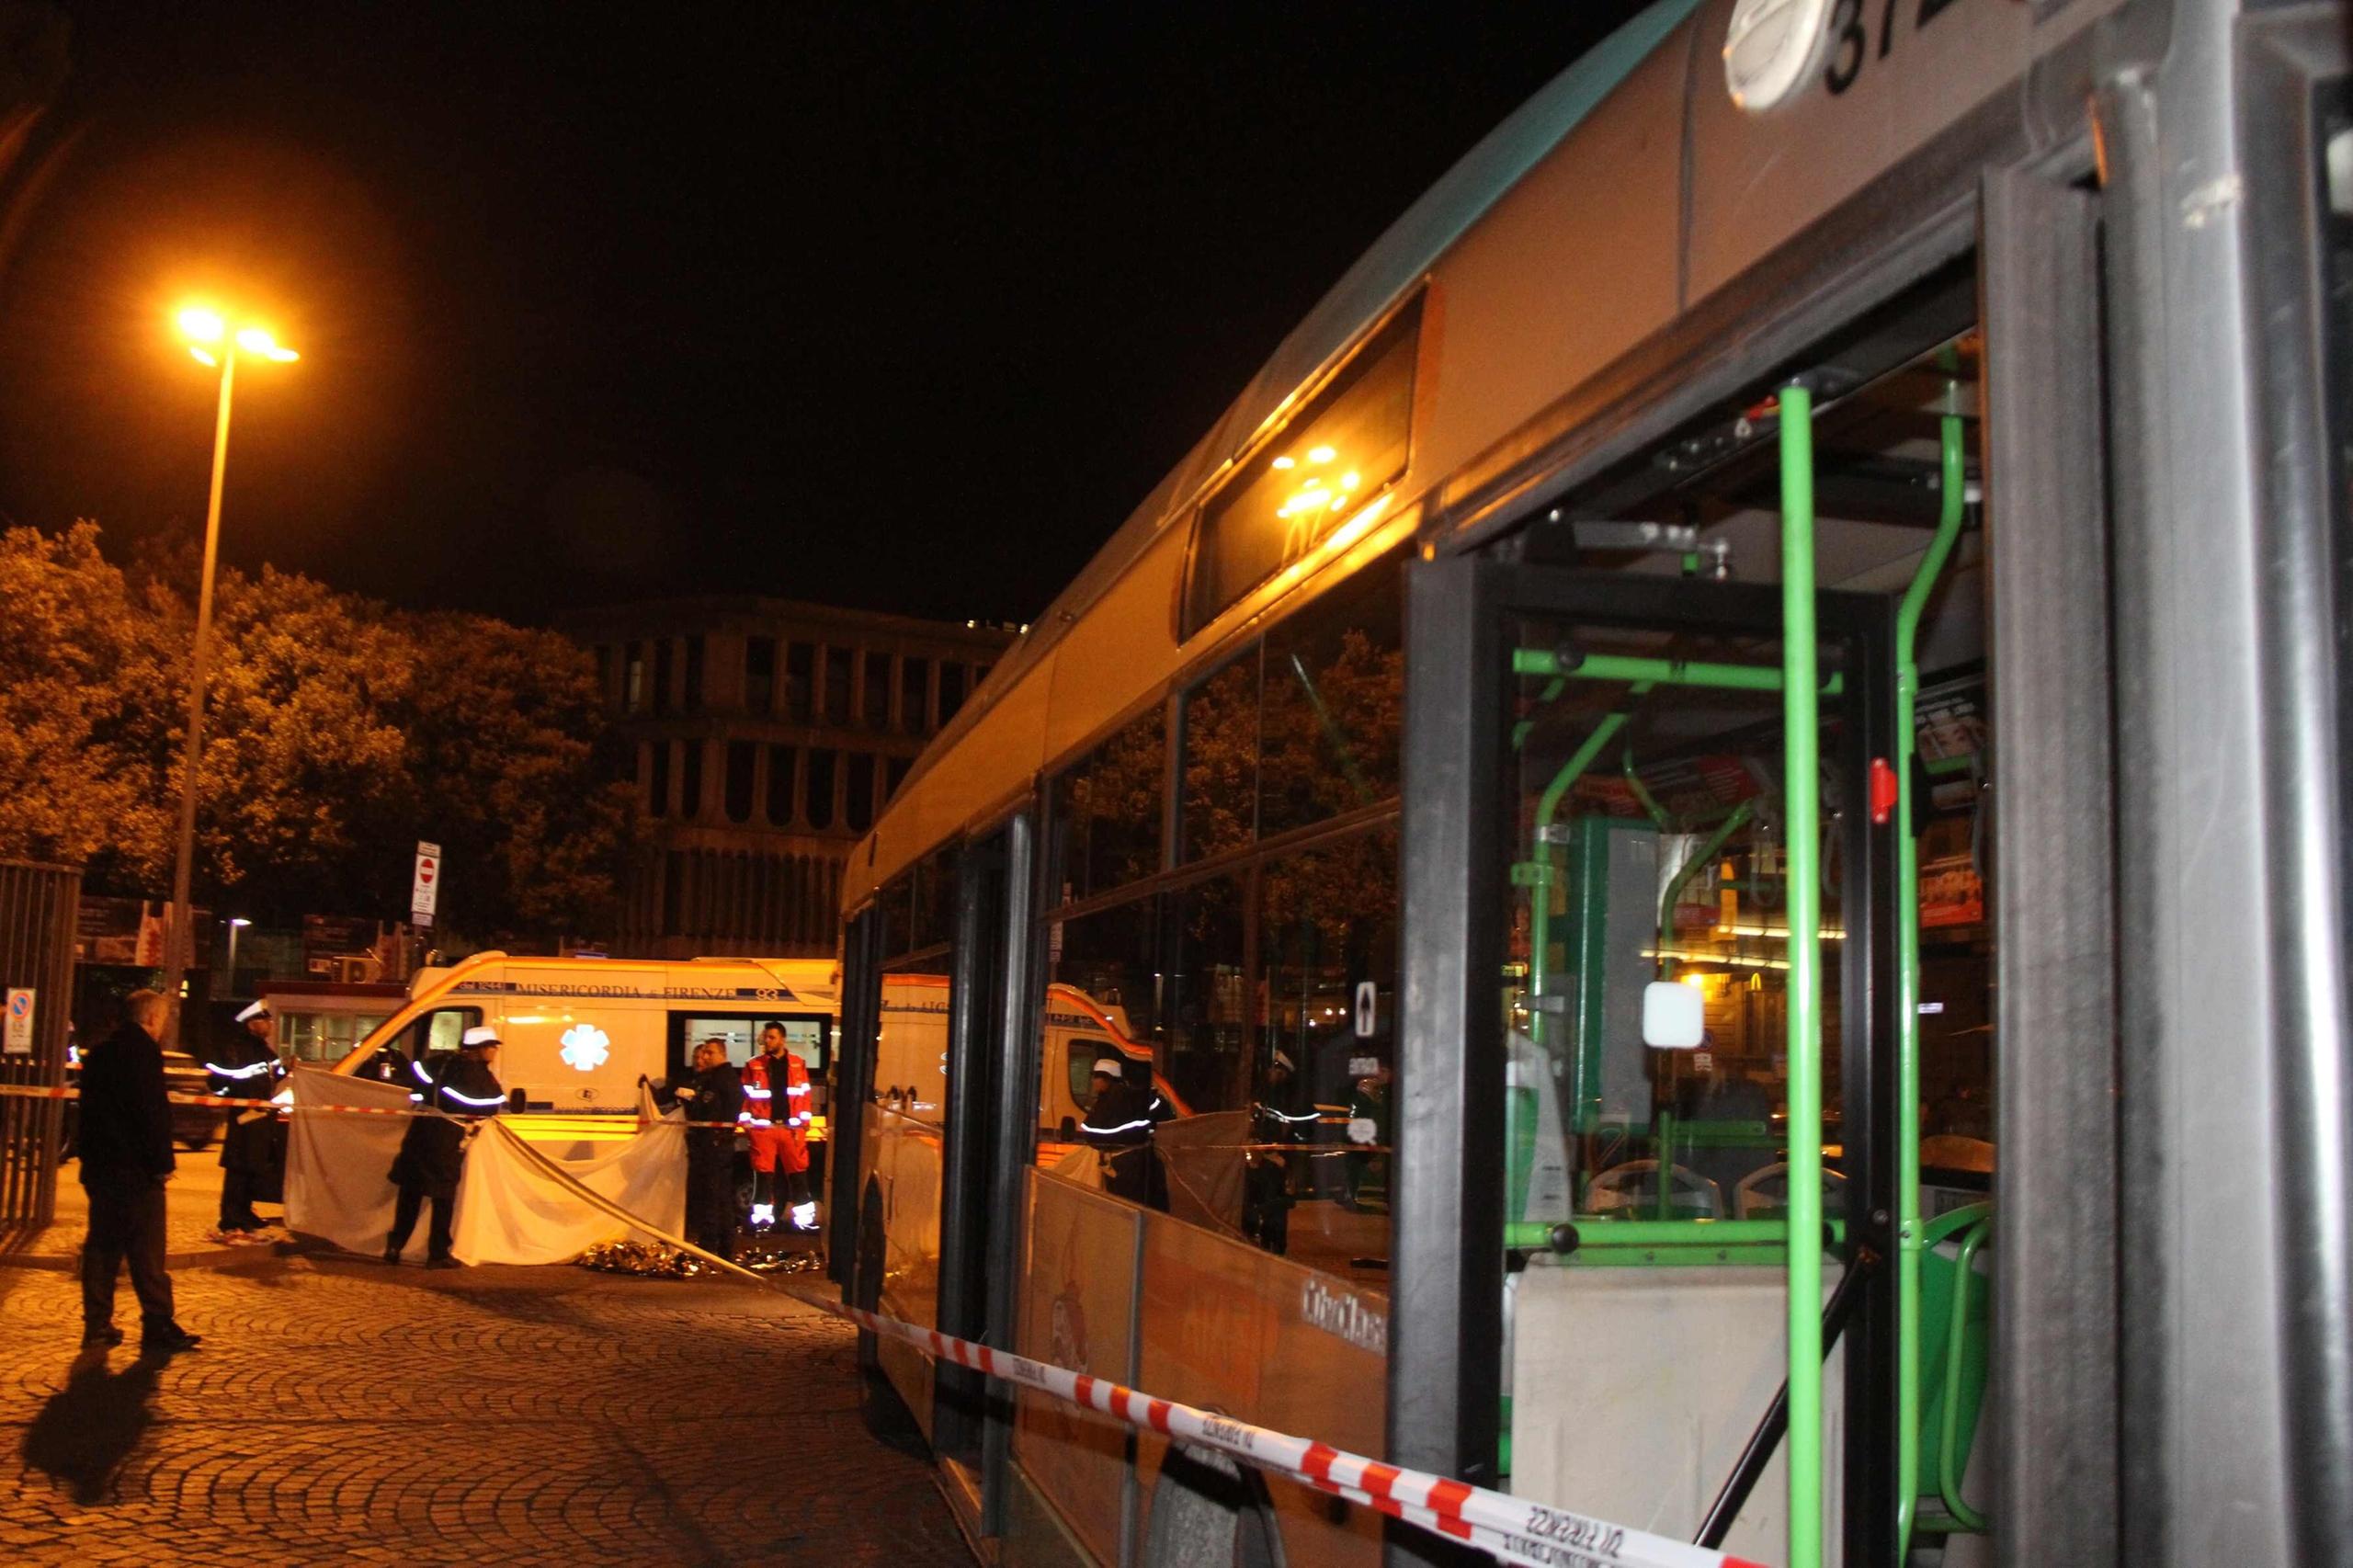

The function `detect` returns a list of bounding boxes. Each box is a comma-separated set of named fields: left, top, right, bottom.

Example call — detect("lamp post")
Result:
left=225, top=916, right=252, bottom=995
left=163, top=307, right=299, bottom=1045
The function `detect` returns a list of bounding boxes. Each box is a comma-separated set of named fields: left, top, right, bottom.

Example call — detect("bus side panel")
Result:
left=871, top=1100, right=944, bottom=1440
left=1015, top=1170, right=1143, bottom=1565
left=1682, top=0, right=2119, bottom=305
left=1132, top=1212, right=1384, bottom=1567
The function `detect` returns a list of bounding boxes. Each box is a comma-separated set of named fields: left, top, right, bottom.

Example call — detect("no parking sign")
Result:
left=4, top=990, right=32, bottom=1055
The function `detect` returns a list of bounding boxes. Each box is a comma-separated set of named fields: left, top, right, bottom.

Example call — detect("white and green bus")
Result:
left=829, top=3, right=2353, bottom=1565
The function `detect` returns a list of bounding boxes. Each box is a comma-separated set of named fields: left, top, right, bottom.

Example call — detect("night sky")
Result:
left=0, top=4, right=1644, bottom=628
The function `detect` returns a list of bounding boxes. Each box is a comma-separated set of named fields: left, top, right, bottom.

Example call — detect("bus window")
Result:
left=1504, top=617, right=1845, bottom=1224
left=1048, top=704, right=1166, bottom=906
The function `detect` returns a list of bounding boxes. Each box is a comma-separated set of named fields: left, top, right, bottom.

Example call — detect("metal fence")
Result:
left=0, top=859, right=79, bottom=1237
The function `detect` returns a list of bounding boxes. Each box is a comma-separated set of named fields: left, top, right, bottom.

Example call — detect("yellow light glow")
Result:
left=188, top=347, right=218, bottom=368
left=177, top=307, right=225, bottom=345
left=1271, top=456, right=1295, bottom=471
left=1682, top=972, right=1707, bottom=989
left=1307, top=444, right=1336, bottom=464
left=1341, top=471, right=1360, bottom=489
left=1327, top=494, right=1347, bottom=511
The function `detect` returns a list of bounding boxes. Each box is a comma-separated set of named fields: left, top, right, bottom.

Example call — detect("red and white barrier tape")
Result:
left=820, top=1297, right=1768, bottom=1568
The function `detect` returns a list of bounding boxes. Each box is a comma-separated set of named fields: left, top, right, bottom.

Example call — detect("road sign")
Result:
left=4, top=990, right=32, bottom=1055
left=412, top=841, right=441, bottom=928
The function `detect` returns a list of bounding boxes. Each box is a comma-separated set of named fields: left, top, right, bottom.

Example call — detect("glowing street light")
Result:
left=160, top=304, right=301, bottom=1044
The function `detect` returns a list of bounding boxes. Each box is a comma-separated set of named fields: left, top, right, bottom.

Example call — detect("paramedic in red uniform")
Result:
left=741, top=1021, right=816, bottom=1232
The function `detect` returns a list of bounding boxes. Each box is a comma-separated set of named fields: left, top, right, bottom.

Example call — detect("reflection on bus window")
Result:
left=1258, top=559, right=1403, bottom=837
left=1048, top=706, right=1166, bottom=906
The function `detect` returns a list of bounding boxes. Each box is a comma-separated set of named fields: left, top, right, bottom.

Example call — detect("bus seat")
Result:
left=1733, top=1162, right=1847, bottom=1221
left=1585, top=1159, right=1723, bottom=1220
left=1915, top=1205, right=1994, bottom=1542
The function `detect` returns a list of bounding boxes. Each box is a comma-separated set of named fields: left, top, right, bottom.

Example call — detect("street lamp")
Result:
left=162, top=305, right=300, bottom=1045
left=225, top=916, right=252, bottom=994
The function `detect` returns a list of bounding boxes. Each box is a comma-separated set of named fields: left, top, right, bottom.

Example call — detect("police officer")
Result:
left=206, top=999, right=286, bottom=1237
left=667, top=1038, right=745, bottom=1261
left=1077, top=1057, right=1172, bottom=1208
left=1243, top=1050, right=1316, bottom=1255
left=384, top=1027, right=506, bottom=1267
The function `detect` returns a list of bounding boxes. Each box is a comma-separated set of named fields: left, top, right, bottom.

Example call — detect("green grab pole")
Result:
left=1778, top=382, right=1825, bottom=1568
left=1938, top=1216, right=1993, bottom=1534
left=1620, top=744, right=1674, bottom=830
left=1893, top=406, right=1968, bottom=1556
left=1655, top=799, right=1757, bottom=977
left=1512, top=648, right=1843, bottom=695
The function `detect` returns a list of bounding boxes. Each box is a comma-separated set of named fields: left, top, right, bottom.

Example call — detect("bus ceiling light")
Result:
left=1723, top=0, right=1831, bottom=113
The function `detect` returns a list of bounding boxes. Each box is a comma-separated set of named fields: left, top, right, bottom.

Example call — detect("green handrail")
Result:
left=1512, top=648, right=1843, bottom=695
left=1621, top=742, right=1673, bottom=830
left=1893, top=403, right=1968, bottom=1558
left=1778, top=382, right=1825, bottom=1568
left=1938, top=1215, right=1992, bottom=1532
left=1654, top=800, right=1756, bottom=978
left=1504, top=1218, right=1795, bottom=1250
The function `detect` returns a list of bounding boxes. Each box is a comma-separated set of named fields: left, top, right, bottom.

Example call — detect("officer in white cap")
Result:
left=206, top=999, right=286, bottom=1236
left=383, top=1026, right=506, bottom=1267
left=1076, top=1056, right=1171, bottom=1207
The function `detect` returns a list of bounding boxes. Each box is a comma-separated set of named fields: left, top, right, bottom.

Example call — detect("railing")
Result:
left=0, top=859, right=80, bottom=1241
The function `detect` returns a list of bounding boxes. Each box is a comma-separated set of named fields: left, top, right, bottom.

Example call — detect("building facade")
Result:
left=569, top=599, right=1015, bottom=960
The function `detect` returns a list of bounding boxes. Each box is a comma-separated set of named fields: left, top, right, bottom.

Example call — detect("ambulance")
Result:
left=331, top=952, right=838, bottom=1144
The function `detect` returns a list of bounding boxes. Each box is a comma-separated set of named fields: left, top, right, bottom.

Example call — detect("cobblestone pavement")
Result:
left=0, top=1244, right=971, bottom=1566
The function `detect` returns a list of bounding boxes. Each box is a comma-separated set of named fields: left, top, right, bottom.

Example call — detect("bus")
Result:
left=828, top=4, right=2352, bottom=1566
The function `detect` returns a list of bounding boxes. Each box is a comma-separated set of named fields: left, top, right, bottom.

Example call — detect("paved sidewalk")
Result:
left=0, top=1244, right=971, bottom=1564
left=2, top=1163, right=288, bottom=1272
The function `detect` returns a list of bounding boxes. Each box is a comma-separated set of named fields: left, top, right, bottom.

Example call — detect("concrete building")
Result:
left=568, top=599, right=1016, bottom=959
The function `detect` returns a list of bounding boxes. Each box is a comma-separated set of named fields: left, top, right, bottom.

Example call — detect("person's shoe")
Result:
left=380, top=1246, right=403, bottom=1265
left=80, top=1325, right=124, bottom=1349
left=424, top=1255, right=460, bottom=1270
left=139, top=1327, right=201, bottom=1355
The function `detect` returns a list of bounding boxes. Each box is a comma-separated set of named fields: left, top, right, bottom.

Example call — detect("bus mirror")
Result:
left=507, top=1087, right=528, bottom=1113
left=1058, top=1116, right=1079, bottom=1141
left=1642, top=982, right=1705, bottom=1051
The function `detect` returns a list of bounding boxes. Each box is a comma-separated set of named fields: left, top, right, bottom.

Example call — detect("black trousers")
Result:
left=81, top=1172, right=175, bottom=1335
left=388, top=1180, right=457, bottom=1260
left=686, top=1141, right=735, bottom=1259
left=220, top=1167, right=264, bottom=1230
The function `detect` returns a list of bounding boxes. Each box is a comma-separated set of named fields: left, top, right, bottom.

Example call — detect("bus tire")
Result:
left=1144, top=1438, right=1287, bottom=1568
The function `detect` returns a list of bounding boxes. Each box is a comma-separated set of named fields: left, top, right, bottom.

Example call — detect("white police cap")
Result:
left=234, top=999, right=271, bottom=1023
left=1092, top=1057, right=1127, bottom=1078
left=461, top=1026, right=503, bottom=1048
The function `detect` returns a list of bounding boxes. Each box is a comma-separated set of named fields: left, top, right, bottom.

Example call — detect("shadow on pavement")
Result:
left=22, top=1348, right=163, bottom=1506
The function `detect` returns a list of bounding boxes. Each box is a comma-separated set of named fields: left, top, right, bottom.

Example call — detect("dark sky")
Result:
left=0, top=3, right=1644, bottom=628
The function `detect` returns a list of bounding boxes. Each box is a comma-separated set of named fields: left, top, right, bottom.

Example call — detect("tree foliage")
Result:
left=0, top=521, right=634, bottom=945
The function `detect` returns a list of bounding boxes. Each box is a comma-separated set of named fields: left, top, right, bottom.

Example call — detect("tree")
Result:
left=0, top=522, right=171, bottom=882
left=391, top=610, right=636, bottom=945
left=0, top=521, right=635, bottom=949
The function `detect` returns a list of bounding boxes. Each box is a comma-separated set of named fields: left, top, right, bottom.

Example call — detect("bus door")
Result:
left=936, top=820, right=1035, bottom=1520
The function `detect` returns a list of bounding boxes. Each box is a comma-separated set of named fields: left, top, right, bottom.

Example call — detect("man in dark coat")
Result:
left=1078, top=1058, right=1173, bottom=1209
left=77, top=990, right=201, bottom=1354
left=206, top=998, right=286, bottom=1235
left=665, top=1038, right=745, bottom=1261
left=384, top=1027, right=505, bottom=1268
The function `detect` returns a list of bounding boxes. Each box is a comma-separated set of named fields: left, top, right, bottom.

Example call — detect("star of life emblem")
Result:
left=559, top=1024, right=610, bottom=1072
